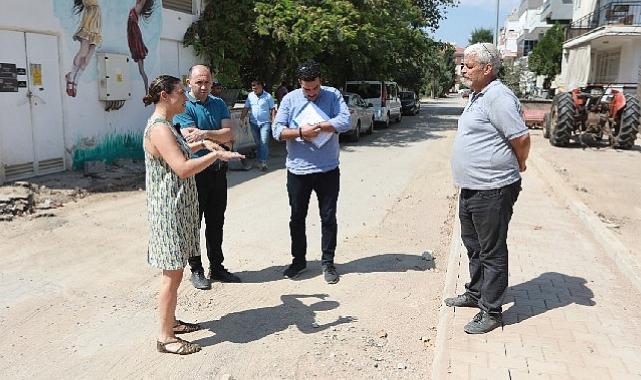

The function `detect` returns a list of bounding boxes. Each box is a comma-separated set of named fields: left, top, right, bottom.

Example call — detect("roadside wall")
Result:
left=0, top=0, right=200, bottom=181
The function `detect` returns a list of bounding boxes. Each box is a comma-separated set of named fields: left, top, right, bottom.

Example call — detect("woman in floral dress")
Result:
left=142, top=75, right=244, bottom=355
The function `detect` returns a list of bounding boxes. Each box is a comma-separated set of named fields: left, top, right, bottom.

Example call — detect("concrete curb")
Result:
left=530, top=152, right=641, bottom=293
left=431, top=195, right=462, bottom=379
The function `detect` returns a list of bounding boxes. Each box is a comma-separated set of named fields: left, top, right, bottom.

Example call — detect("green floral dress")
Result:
left=144, top=117, right=200, bottom=270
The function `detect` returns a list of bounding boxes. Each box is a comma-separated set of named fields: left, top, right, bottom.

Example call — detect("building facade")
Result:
left=560, top=0, right=641, bottom=94
left=0, top=0, right=205, bottom=183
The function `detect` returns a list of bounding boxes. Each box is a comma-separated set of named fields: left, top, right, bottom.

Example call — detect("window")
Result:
left=595, top=51, right=620, bottom=83
left=163, top=0, right=192, bottom=14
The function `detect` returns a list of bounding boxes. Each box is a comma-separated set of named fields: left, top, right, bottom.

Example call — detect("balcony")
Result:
left=566, top=3, right=641, bottom=40
left=540, top=0, right=573, bottom=23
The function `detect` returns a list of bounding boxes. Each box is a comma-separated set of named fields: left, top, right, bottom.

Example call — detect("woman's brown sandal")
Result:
left=156, top=337, right=201, bottom=355
left=173, top=320, right=201, bottom=334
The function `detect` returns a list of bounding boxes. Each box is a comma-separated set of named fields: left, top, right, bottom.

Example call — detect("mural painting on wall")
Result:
left=65, top=0, right=102, bottom=97
left=128, top=0, right=155, bottom=94
left=55, top=0, right=161, bottom=98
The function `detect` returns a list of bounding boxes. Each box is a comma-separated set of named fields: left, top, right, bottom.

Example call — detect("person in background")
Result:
left=142, top=75, right=243, bottom=355
left=275, top=81, right=289, bottom=105
left=211, top=80, right=224, bottom=98
left=240, top=79, right=276, bottom=171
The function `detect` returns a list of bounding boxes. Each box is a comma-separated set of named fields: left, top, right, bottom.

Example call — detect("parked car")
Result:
left=399, top=91, right=420, bottom=115
left=458, top=88, right=471, bottom=98
left=341, top=92, right=375, bottom=142
left=344, top=80, right=402, bottom=128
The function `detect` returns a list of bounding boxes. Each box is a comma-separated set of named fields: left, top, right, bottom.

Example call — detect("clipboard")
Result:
left=292, top=101, right=333, bottom=148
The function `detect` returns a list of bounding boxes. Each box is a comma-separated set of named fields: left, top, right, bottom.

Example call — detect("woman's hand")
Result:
left=203, top=140, right=224, bottom=152
left=216, top=151, right=245, bottom=162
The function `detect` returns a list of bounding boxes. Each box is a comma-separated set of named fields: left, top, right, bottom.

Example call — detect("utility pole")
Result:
left=494, top=0, right=500, bottom=46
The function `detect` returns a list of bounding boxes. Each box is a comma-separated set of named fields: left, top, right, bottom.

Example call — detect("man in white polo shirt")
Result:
left=445, top=43, right=531, bottom=334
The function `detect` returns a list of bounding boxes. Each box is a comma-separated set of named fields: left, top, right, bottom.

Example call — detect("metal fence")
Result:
left=566, top=2, right=641, bottom=40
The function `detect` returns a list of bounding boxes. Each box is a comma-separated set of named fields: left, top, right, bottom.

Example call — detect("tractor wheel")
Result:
left=613, top=94, right=640, bottom=150
left=543, top=113, right=550, bottom=139
left=549, top=92, right=574, bottom=147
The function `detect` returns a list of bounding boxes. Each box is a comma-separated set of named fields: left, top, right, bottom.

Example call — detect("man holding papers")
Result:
left=272, top=61, right=351, bottom=284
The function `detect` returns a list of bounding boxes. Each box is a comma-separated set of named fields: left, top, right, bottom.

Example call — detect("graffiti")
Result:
left=65, top=0, right=102, bottom=97
left=128, top=0, right=156, bottom=94
left=72, top=132, right=144, bottom=170
left=54, top=0, right=162, bottom=97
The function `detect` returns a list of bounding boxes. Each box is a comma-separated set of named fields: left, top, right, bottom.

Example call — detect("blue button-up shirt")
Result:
left=451, top=80, right=528, bottom=190
left=173, top=92, right=230, bottom=161
left=245, top=91, right=275, bottom=125
left=273, top=86, right=350, bottom=175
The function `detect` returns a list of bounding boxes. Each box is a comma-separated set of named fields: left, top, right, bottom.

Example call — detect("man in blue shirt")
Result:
left=240, top=79, right=276, bottom=170
left=272, top=61, right=351, bottom=284
left=173, top=64, right=241, bottom=288
left=445, top=43, right=530, bottom=334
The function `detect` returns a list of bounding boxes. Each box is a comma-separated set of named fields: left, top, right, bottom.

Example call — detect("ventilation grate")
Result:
left=4, top=162, right=35, bottom=181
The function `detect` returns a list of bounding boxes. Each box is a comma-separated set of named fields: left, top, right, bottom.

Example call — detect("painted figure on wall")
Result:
left=128, top=0, right=155, bottom=94
left=65, top=0, right=103, bottom=97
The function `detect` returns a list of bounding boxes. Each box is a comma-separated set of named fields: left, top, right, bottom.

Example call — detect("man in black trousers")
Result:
left=445, top=43, right=530, bottom=334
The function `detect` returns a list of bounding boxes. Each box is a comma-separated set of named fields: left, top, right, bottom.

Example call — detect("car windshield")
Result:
left=399, top=92, right=414, bottom=100
left=345, top=83, right=380, bottom=99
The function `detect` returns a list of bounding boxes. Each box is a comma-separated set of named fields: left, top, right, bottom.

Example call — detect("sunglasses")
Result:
left=461, top=44, right=495, bottom=68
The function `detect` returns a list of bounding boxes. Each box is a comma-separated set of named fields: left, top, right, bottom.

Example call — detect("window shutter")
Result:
left=162, top=0, right=193, bottom=14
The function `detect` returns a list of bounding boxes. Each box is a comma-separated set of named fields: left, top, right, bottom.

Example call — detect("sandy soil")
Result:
left=531, top=129, right=641, bottom=263
left=0, top=98, right=463, bottom=379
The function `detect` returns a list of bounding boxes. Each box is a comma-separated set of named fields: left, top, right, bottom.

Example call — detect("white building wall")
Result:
left=0, top=0, right=202, bottom=179
left=573, top=0, right=599, bottom=21
left=618, top=40, right=641, bottom=84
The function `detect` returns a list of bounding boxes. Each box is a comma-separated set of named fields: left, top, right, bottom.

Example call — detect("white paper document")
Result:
left=292, top=101, right=333, bottom=148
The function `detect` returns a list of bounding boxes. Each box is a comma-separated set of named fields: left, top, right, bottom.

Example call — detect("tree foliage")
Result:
left=528, top=23, right=565, bottom=88
left=468, top=28, right=493, bottom=44
left=184, top=0, right=457, bottom=95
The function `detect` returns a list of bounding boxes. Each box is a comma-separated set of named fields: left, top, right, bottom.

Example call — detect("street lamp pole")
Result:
left=494, top=0, right=500, bottom=46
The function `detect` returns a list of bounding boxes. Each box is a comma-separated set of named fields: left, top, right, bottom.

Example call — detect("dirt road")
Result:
left=0, top=98, right=462, bottom=379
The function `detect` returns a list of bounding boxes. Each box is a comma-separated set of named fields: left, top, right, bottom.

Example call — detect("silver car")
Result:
left=341, top=92, right=375, bottom=142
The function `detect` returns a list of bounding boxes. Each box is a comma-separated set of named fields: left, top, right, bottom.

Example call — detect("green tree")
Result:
left=468, top=28, right=493, bottom=44
left=528, top=23, right=565, bottom=89
left=183, top=0, right=457, bottom=95
left=499, top=60, right=522, bottom=97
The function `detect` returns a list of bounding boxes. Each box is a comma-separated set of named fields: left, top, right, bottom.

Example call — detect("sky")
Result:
left=433, top=0, right=521, bottom=48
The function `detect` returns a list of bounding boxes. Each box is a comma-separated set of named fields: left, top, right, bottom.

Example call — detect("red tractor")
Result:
left=543, top=86, right=640, bottom=149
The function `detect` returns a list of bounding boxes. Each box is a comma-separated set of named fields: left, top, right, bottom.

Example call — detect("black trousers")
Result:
left=188, top=166, right=227, bottom=273
left=287, top=168, right=340, bottom=266
left=459, top=180, right=521, bottom=316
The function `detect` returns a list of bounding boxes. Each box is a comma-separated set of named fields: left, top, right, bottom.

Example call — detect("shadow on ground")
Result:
left=235, top=253, right=436, bottom=284
left=193, top=294, right=356, bottom=346
left=502, top=272, right=595, bottom=326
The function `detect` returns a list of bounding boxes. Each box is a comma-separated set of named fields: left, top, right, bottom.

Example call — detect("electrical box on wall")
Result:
left=96, top=53, right=131, bottom=101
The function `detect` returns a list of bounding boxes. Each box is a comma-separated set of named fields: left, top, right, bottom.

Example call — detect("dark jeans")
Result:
left=459, top=180, right=521, bottom=316
left=188, top=165, right=228, bottom=273
left=287, top=168, right=340, bottom=266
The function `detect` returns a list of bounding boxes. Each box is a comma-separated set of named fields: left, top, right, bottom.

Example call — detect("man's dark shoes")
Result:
left=444, top=293, right=478, bottom=308
left=464, top=310, right=502, bottom=334
left=322, top=264, right=339, bottom=284
left=209, top=268, right=241, bottom=283
left=283, top=262, right=307, bottom=279
left=191, top=270, right=211, bottom=290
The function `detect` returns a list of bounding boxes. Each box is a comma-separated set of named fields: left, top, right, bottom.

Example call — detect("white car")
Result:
left=344, top=80, right=402, bottom=128
left=341, top=92, right=375, bottom=142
